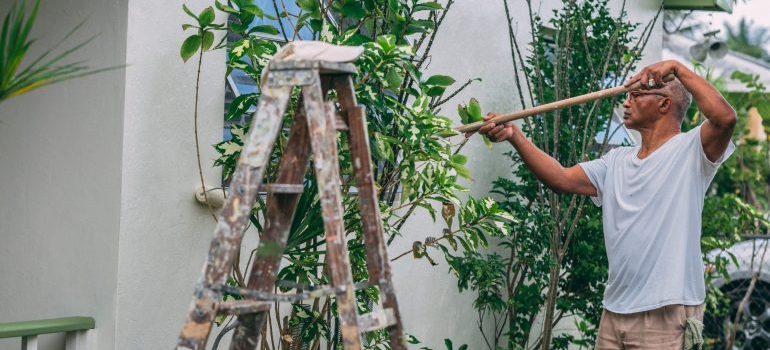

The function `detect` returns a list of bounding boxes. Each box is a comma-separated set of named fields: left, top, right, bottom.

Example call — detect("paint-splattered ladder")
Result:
left=175, top=58, right=406, bottom=350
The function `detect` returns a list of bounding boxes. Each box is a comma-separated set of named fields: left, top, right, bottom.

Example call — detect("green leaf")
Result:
left=451, top=154, right=467, bottom=165
left=295, top=308, right=310, bottom=318
left=230, top=39, right=250, bottom=57
left=385, top=68, right=402, bottom=90
left=249, top=24, right=279, bottom=35
left=217, top=141, right=242, bottom=156
left=339, top=2, right=366, bottom=19
left=309, top=18, right=324, bottom=32
left=297, top=0, right=319, bottom=13
left=182, top=24, right=197, bottom=31
left=400, top=182, right=411, bottom=204
left=199, top=7, right=215, bottom=26
left=342, top=33, right=370, bottom=45
left=730, top=70, right=754, bottom=84
left=227, top=93, right=257, bottom=120
left=201, top=31, right=214, bottom=51
left=412, top=19, right=435, bottom=30
left=425, top=75, right=455, bottom=86
left=425, top=85, right=446, bottom=97
left=242, top=5, right=265, bottom=18
left=182, top=4, right=198, bottom=20
left=377, top=35, right=396, bottom=52
left=405, top=25, right=428, bottom=35
left=444, top=338, right=453, bottom=350
left=423, top=251, right=438, bottom=266
left=414, top=2, right=443, bottom=11
left=452, top=163, right=472, bottom=179
left=467, top=98, right=483, bottom=122
left=483, top=136, right=493, bottom=149
left=447, top=235, right=458, bottom=250
left=457, top=104, right=470, bottom=124
left=180, top=34, right=201, bottom=62
left=215, top=1, right=238, bottom=14
left=417, top=201, right=437, bottom=221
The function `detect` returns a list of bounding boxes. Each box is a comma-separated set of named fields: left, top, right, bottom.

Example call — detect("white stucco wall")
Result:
left=112, top=0, right=226, bottom=348
left=0, top=0, right=128, bottom=349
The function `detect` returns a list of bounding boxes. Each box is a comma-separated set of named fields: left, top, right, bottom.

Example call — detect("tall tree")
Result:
left=725, top=18, right=770, bottom=61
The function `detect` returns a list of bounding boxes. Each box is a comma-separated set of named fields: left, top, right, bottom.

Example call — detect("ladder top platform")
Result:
left=268, top=60, right=358, bottom=74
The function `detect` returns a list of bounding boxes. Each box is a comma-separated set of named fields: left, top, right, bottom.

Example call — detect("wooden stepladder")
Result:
left=176, top=55, right=406, bottom=350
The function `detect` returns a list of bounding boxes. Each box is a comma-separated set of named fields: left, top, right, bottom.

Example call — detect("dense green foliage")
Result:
left=724, top=18, right=770, bottom=62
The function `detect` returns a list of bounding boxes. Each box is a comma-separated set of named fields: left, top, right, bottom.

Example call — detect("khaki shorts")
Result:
left=595, top=304, right=704, bottom=350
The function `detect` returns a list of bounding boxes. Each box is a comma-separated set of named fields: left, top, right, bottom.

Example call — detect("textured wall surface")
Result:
left=0, top=1, right=129, bottom=349
left=113, top=0, right=226, bottom=348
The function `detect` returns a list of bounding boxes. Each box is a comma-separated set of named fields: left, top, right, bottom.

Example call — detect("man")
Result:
left=472, top=60, right=736, bottom=349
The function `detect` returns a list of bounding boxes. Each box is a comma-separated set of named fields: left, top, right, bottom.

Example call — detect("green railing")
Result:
left=0, top=317, right=95, bottom=350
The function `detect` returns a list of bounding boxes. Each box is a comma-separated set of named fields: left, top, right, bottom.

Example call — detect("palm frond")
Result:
left=0, top=0, right=120, bottom=104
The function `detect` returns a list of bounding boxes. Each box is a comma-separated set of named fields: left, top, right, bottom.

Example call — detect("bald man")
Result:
left=473, top=60, right=736, bottom=349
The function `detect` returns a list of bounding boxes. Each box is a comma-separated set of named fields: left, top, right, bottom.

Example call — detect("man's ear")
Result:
left=659, top=97, right=672, bottom=114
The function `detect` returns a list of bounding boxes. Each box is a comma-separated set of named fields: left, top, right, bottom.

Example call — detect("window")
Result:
left=223, top=0, right=315, bottom=140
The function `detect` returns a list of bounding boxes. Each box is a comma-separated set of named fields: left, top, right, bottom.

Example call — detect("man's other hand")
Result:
left=625, top=60, right=681, bottom=89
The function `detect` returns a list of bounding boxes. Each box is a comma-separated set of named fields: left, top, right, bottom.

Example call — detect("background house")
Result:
left=664, top=32, right=770, bottom=91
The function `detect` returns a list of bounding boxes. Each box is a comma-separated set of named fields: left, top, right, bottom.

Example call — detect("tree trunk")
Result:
left=540, top=262, right=561, bottom=350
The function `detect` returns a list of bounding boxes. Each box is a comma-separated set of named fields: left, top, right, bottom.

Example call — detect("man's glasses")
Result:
left=626, top=91, right=669, bottom=101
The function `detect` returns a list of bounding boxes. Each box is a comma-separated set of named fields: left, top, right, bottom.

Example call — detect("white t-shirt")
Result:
left=578, top=124, right=735, bottom=314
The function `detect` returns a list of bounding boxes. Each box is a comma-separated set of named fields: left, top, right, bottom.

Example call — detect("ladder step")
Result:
left=212, top=282, right=371, bottom=303
left=259, top=183, right=305, bottom=194
left=357, top=308, right=397, bottom=333
left=334, top=113, right=348, bottom=130
left=216, top=300, right=270, bottom=315
left=322, top=101, right=348, bottom=130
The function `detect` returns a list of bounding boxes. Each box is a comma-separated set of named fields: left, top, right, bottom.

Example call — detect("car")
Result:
left=704, top=237, right=770, bottom=350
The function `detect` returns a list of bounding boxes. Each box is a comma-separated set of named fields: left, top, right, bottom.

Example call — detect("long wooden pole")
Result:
left=454, top=73, right=675, bottom=134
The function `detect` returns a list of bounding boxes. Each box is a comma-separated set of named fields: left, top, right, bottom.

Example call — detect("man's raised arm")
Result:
left=468, top=113, right=598, bottom=196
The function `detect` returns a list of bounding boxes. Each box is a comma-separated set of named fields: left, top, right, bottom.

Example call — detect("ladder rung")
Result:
left=334, top=113, right=348, bottom=130
left=324, top=101, right=348, bottom=130
left=357, top=308, right=396, bottom=333
left=212, top=282, right=368, bottom=303
left=260, top=184, right=305, bottom=194
left=216, top=300, right=271, bottom=315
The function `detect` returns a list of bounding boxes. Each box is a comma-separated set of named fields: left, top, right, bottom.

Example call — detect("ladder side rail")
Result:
left=303, top=77, right=363, bottom=350
left=229, top=104, right=313, bottom=350
left=334, top=75, right=407, bottom=349
left=176, top=85, right=292, bottom=350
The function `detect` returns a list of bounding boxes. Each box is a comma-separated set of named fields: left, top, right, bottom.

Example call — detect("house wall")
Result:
left=0, top=0, right=129, bottom=349
left=112, top=0, right=227, bottom=348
